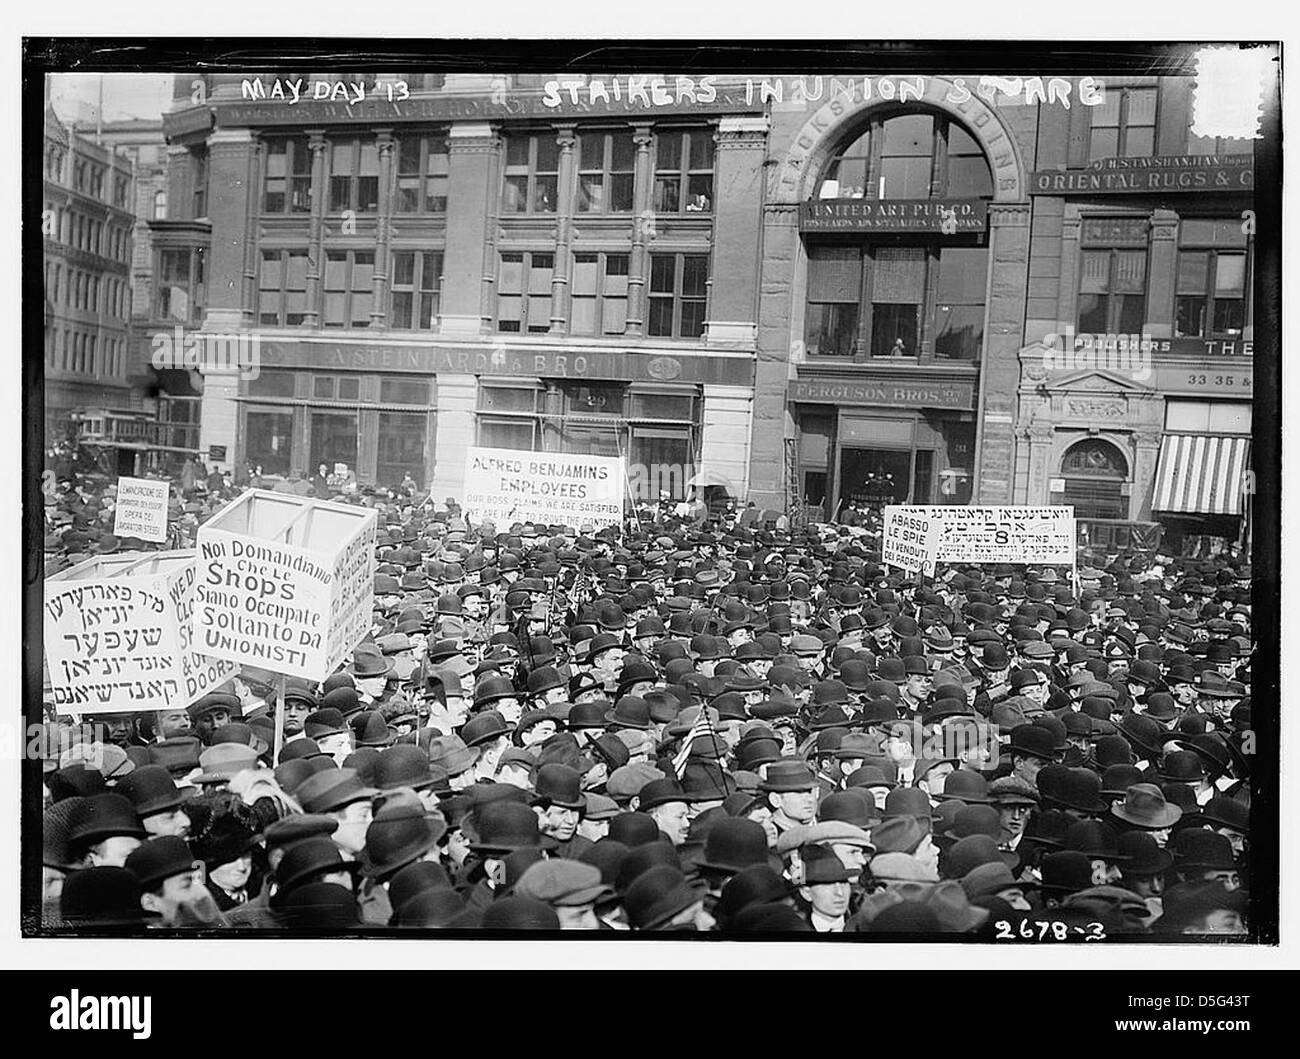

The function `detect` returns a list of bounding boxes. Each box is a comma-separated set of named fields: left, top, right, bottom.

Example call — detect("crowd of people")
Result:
left=39, top=468, right=1255, bottom=936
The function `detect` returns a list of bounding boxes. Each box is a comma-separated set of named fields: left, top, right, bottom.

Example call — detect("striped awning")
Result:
left=1152, top=434, right=1252, bottom=516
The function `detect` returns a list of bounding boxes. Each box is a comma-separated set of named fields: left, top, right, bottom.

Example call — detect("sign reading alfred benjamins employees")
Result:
left=800, top=198, right=988, bottom=233
left=112, top=477, right=170, bottom=544
left=463, top=447, right=625, bottom=530
left=1030, top=155, right=1254, bottom=195
left=194, top=490, right=378, bottom=680
left=930, top=505, right=1077, bottom=565
left=45, top=552, right=238, bottom=714
left=882, top=506, right=942, bottom=575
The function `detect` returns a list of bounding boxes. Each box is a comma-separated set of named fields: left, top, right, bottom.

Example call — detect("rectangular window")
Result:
left=1079, top=248, right=1148, bottom=334
left=1174, top=218, right=1250, bottom=339
left=379, top=377, right=431, bottom=404
left=263, top=137, right=313, bottom=213
left=327, top=139, right=378, bottom=213
left=390, top=250, right=442, bottom=329
left=870, top=247, right=926, bottom=356
left=577, top=130, right=636, bottom=213
left=653, top=127, right=714, bottom=214
left=323, top=250, right=375, bottom=328
left=804, top=246, right=861, bottom=357
left=247, top=370, right=296, bottom=398
left=377, top=412, right=428, bottom=487
left=1089, top=86, right=1158, bottom=160
left=245, top=409, right=294, bottom=476
left=878, top=113, right=935, bottom=199
left=258, top=249, right=310, bottom=326
left=647, top=253, right=709, bottom=339
left=396, top=135, right=449, bottom=213
left=502, top=132, right=559, bottom=213
left=191, top=147, right=208, bottom=218
left=496, top=252, right=554, bottom=333
left=570, top=252, right=629, bottom=335
left=157, top=249, right=192, bottom=322
left=934, top=246, right=987, bottom=360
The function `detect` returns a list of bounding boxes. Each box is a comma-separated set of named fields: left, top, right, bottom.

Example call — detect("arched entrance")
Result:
left=1060, top=438, right=1128, bottom=518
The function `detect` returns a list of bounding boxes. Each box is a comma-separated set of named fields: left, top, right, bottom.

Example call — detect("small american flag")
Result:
left=672, top=707, right=718, bottom=778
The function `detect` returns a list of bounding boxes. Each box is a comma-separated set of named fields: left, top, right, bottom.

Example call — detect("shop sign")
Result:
left=792, top=377, right=975, bottom=410
left=1030, top=155, right=1253, bottom=195
left=800, top=197, right=987, bottom=233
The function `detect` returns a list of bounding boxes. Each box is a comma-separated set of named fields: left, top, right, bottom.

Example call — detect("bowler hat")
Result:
left=115, top=765, right=193, bottom=817
left=1115, top=831, right=1173, bottom=875
left=360, top=802, right=447, bottom=880
left=636, top=777, right=693, bottom=811
left=624, top=865, right=707, bottom=929
left=462, top=710, right=511, bottom=748
left=469, top=801, right=543, bottom=855
left=60, top=866, right=158, bottom=927
left=961, top=860, right=1038, bottom=900
left=67, top=793, right=147, bottom=846
left=124, top=836, right=198, bottom=891
left=274, top=836, right=363, bottom=894
left=1172, top=828, right=1236, bottom=871
left=295, top=768, right=378, bottom=815
left=694, top=817, right=771, bottom=875
left=531, top=764, right=588, bottom=812
left=1039, top=850, right=1094, bottom=894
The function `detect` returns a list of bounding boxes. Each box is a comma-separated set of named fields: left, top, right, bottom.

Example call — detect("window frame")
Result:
left=646, top=252, right=710, bottom=340
left=1089, top=85, right=1159, bottom=161
left=389, top=249, right=443, bottom=330
left=495, top=251, right=556, bottom=333
left=576, top=129, right=636, bottom=214
left=258, top=248, right=311, bottom=327
left=395, top=134, right=450, bottom=214
left=502, top=131, right=560, bottom=214
left=322, top=248, right=377, bottom=329
left=652, top=126, right=715, bottom=215
left=569, top=250, right=631, bottom=336
left=262, top=136, right=314, bottom=215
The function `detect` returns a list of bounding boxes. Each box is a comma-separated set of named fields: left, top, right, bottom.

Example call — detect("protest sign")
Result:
left=930, top=505, right=1076, bottom=565
left=194, top=490, right=378, bottom=679
left=462, top=446, right=626, bottom=529
left=882, top=506, right=941, bottom=574
left=44, top=551, right=237, bottom=715
left=112, top=477, right=170, bottom=543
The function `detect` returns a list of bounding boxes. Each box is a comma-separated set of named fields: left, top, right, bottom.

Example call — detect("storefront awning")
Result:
left=1152, top=434, right=1251, bottom=516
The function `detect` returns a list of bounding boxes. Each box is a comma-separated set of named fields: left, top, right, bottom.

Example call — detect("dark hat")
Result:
left=1158, top=750, right=1206, bottom=783
left=188, top=692, right=239, bottom=722
left=280, top=882, right=361, bottom=929
left=462, top=710, right=511, bottom=748
left=350, top=645, right=395, bottom=679
left=60, top=866, right=158, bottom=928
left=1172, top=828, right=1236, bottom=872
left=114, top=765, right=193, bottom=817
left=605, top=696, right=654, bottom=731
left=758, top=760, right=818, bottom=793
left=304, top=708, right=349, bottom=740
left=624, top=865, right=707, bottom=930
left=1006, top=725, right=1058, bottom=762
left=636, top=777, right=693, bottom=811
left=938, top=770, right=990, bottom=805
left=124, top=836, right=198, bottom=891
left=1039, top=850, right=1095, bottom=894
left=480, top=896, right=560, bottom=930
left=273, top=836, right=362, bottom=894
left=1200, top=796, right=1249, bottom=833
left=469, top=801, right=542, bottom=855
left=67, top=793, right=147, bottom=847
left=819, top=790, right=880, bottom=829
left=295, top=768, right=378, bottom=815
left=360, top=803, right=448, bottom=880
left=373, top=745, right=448, bottom=793
left=1115, top=831, right=1173, bottom=875
left=263, top=814, right=339, bottom=849
left=717, top=865, right=792, bottom=927
left=390, top=888, right=468, bottom=928
left=387, top=860, right=455, bottom=914
left=607, top=812, right=664, bottom=848
left=531, top=764, right=588, bottom=812
left=1062, top=819, right=1129, bottom=861
left=694, top=817, right=772, bottom=875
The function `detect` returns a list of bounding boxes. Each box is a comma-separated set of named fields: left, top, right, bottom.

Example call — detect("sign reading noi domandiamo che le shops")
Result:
left=193, top=490, right=377, bottom=680
left=463, top=446, right=626, bottom=530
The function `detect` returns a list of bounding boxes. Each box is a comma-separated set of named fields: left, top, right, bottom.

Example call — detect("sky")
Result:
left=47, top=72, right=173, bottom=124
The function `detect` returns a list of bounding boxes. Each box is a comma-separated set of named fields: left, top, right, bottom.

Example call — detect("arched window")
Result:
left=153, top=189, right=167, bottom=220
left=1061, top=439, right=1128, bottom=519
left=817, top=109, right=993, bottom=201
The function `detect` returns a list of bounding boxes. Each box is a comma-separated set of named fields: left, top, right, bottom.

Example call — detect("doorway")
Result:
left=838, top=447, right=912, bottom=513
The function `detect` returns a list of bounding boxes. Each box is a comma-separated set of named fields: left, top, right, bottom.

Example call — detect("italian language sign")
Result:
left=884, top=505, right=1076, bottom=571
left=462, top=446, right=626, bottom=529
left=44, top=553, right=237, bottom=715
left=882, top=507, right=942, bottom=575
left=194, top=493, right=377, bottom=679
left=112, top=477, right=170, bottom=543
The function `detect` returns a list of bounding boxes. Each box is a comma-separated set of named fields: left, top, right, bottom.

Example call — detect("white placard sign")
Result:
left=931, top=506, right=1076, bottom=565
left=462, top=446, right=625, bottom=529
left=882, top=506, right=941, bottom=575
left=194, top=490, right=378, bottom=680
left=113, top=477, right=170, bottom=543
left=44, top=551, right=238, bottom=715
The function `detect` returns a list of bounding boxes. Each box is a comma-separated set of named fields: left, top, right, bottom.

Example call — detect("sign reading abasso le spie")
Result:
left=113, top=477, right=170, bottom=543
left=882, top=506, right=941, bottom=575
left=462, top=446, right=625, bottom=529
